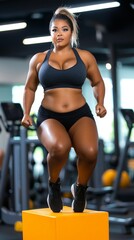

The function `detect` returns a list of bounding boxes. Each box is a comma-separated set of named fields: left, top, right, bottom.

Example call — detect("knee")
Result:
left=78, top=147, right=98, bottom=164
left=49, top=142, right=71, bottom=158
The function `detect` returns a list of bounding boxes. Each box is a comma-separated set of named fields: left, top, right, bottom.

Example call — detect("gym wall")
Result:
left=0, top=57, right=29, bottom=84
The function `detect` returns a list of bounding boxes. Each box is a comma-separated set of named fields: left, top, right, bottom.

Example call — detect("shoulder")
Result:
left=75, top=48, right=97, bottom=66
left=29, top=50, right=49, bottom=64
left=29, top=50, right=49, bottom=69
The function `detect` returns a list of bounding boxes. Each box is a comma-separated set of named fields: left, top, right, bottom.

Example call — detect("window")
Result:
left=83, top=76, right=114, bottom=153
left=12, top=85, right=44, bottom=114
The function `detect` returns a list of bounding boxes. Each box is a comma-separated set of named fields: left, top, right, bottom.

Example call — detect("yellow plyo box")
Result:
left=22, top=206, right=109, bottom=240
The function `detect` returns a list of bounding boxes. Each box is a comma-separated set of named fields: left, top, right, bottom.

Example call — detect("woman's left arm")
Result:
left=85, top=51, right=107, bottom=118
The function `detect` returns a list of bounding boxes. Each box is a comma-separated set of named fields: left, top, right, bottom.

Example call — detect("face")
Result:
left=50, top=19, right=72, bottom=48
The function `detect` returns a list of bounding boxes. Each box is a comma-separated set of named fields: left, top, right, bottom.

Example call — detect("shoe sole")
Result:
left=47, top=195, right=50, bottom=209
left=71, top=184, right=75, bottom=210
left=71, top=184, right=87, bottom=212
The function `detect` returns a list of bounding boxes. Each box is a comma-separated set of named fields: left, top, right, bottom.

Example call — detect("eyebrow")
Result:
left=52, top=25, right=69, bottom=28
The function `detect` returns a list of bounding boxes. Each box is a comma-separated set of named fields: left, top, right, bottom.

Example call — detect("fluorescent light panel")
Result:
left=0, top=22, right=27, bottom=32
left=70, top=1, right=120, bottom=13
left=23, top=1, right=120, bottom=45
left=23, top=36, right=52, bottom=45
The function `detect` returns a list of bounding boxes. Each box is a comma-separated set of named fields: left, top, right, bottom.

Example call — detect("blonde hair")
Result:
left=49, top=7, right=79, bottom=47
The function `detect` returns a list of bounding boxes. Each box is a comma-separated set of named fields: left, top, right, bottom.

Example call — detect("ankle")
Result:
left=49, top=177, right=60, bottom=184
left=76, top=182, right=88, bottom=188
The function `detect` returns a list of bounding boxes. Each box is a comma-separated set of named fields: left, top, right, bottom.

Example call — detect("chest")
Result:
left=48, top=55, right=77, bottom=70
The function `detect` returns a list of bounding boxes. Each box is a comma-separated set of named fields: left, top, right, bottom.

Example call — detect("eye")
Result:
left=51, top=28, right=57, bottom=32
left=63, top=28, right=68, bottom=32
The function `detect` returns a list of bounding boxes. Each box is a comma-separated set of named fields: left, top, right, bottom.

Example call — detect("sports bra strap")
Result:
left=72, top=48, right=80, bottom=60
left=45, top=49, right=53, bottom=60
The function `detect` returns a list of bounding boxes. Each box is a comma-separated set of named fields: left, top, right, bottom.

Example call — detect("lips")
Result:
left=57, top=38, right=64, bottom=42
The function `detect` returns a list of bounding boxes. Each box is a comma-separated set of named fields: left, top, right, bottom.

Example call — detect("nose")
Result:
left=57, top=30, right=62, bottom=36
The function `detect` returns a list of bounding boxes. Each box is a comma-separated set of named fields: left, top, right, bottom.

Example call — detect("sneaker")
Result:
left=71, top=183, right=88, bottom=212
left=47, top=178, right=63, bottom=212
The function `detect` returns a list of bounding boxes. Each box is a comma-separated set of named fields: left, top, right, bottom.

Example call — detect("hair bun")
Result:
left=55, top=7, right=69, bottom=15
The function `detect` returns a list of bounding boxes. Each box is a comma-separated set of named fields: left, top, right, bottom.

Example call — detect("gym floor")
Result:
left=0, top=214, right=134, bottom=240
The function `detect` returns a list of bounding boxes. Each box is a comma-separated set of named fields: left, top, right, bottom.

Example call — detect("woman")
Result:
left=21, top=7, right=107, bottom=213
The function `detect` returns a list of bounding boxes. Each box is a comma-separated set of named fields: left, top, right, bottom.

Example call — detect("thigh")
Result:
left=37, top=119, right=72, bottom=151
left=69, top=117, right=98, bottom=154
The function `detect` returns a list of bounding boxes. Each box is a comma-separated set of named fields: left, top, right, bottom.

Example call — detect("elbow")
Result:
left=92, top=79, right=104, bottom=88
left=24, top=86, right=37, bottom=93
left=92, top=80, right=100, bottom=87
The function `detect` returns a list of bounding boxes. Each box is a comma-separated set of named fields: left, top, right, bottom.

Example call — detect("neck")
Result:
left=53, top=45, right=72, bottom=53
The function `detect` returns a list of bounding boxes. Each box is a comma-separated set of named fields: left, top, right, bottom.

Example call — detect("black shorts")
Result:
left=36, top=103, right=94, bottom=131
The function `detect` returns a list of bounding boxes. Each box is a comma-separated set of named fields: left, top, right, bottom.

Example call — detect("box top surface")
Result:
left=22, top=206, right=108, bottom=218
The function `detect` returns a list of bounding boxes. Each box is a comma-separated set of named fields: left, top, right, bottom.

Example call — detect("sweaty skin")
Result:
left=22, top=46, right=106, bottom=127
left=21, top=18, right=107, bottom=187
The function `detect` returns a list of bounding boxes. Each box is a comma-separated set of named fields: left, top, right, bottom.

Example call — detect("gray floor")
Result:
left=110, top=224, right=134, bottom=240
left=0, top=224, right=22, bottom=240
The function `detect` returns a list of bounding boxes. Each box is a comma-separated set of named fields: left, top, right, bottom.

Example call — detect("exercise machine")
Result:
left=110, top=108, right=134, bottom=207
left=86, top=108, right=134, bottom=234
left=0, top=102, right=49, bottom=225
left=0, top=102, right=25, bottom=224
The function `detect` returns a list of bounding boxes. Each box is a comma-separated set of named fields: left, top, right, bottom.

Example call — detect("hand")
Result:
left=96, top=104, right=107, bottom=118
left=21, top=114, right=33, bottom=128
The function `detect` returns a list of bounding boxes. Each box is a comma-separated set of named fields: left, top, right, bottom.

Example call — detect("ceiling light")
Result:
left=31, top=12, right=44, bottom=19
left=106, top=63, right=112, bottom=70
left=0, top=22, right=27, bottom=32
left=23, top=36, right=52, bottom=45
left=69, top=1, right=120, bottom=13
left=130, top=3, right=134, bottom=9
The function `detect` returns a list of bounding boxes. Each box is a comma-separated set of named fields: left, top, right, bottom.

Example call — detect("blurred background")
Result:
left=0, top=1, right=134, bottom=239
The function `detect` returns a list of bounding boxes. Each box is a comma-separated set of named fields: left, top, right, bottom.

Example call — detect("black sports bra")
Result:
left=38, top=48, right=87, bottom=91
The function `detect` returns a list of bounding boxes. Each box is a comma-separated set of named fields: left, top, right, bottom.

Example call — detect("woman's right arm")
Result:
left=21, top=54, right=39, bottom=128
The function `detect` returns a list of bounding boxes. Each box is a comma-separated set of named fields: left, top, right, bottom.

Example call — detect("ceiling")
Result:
left=0, top=0, right=134, bottom=66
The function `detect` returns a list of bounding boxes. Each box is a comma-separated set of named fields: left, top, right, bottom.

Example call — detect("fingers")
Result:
left=96, top=105, right=107, bottom=118
left=21, top=117, right=33, bottom=128
left=21, top=121, right=31, bottom=128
